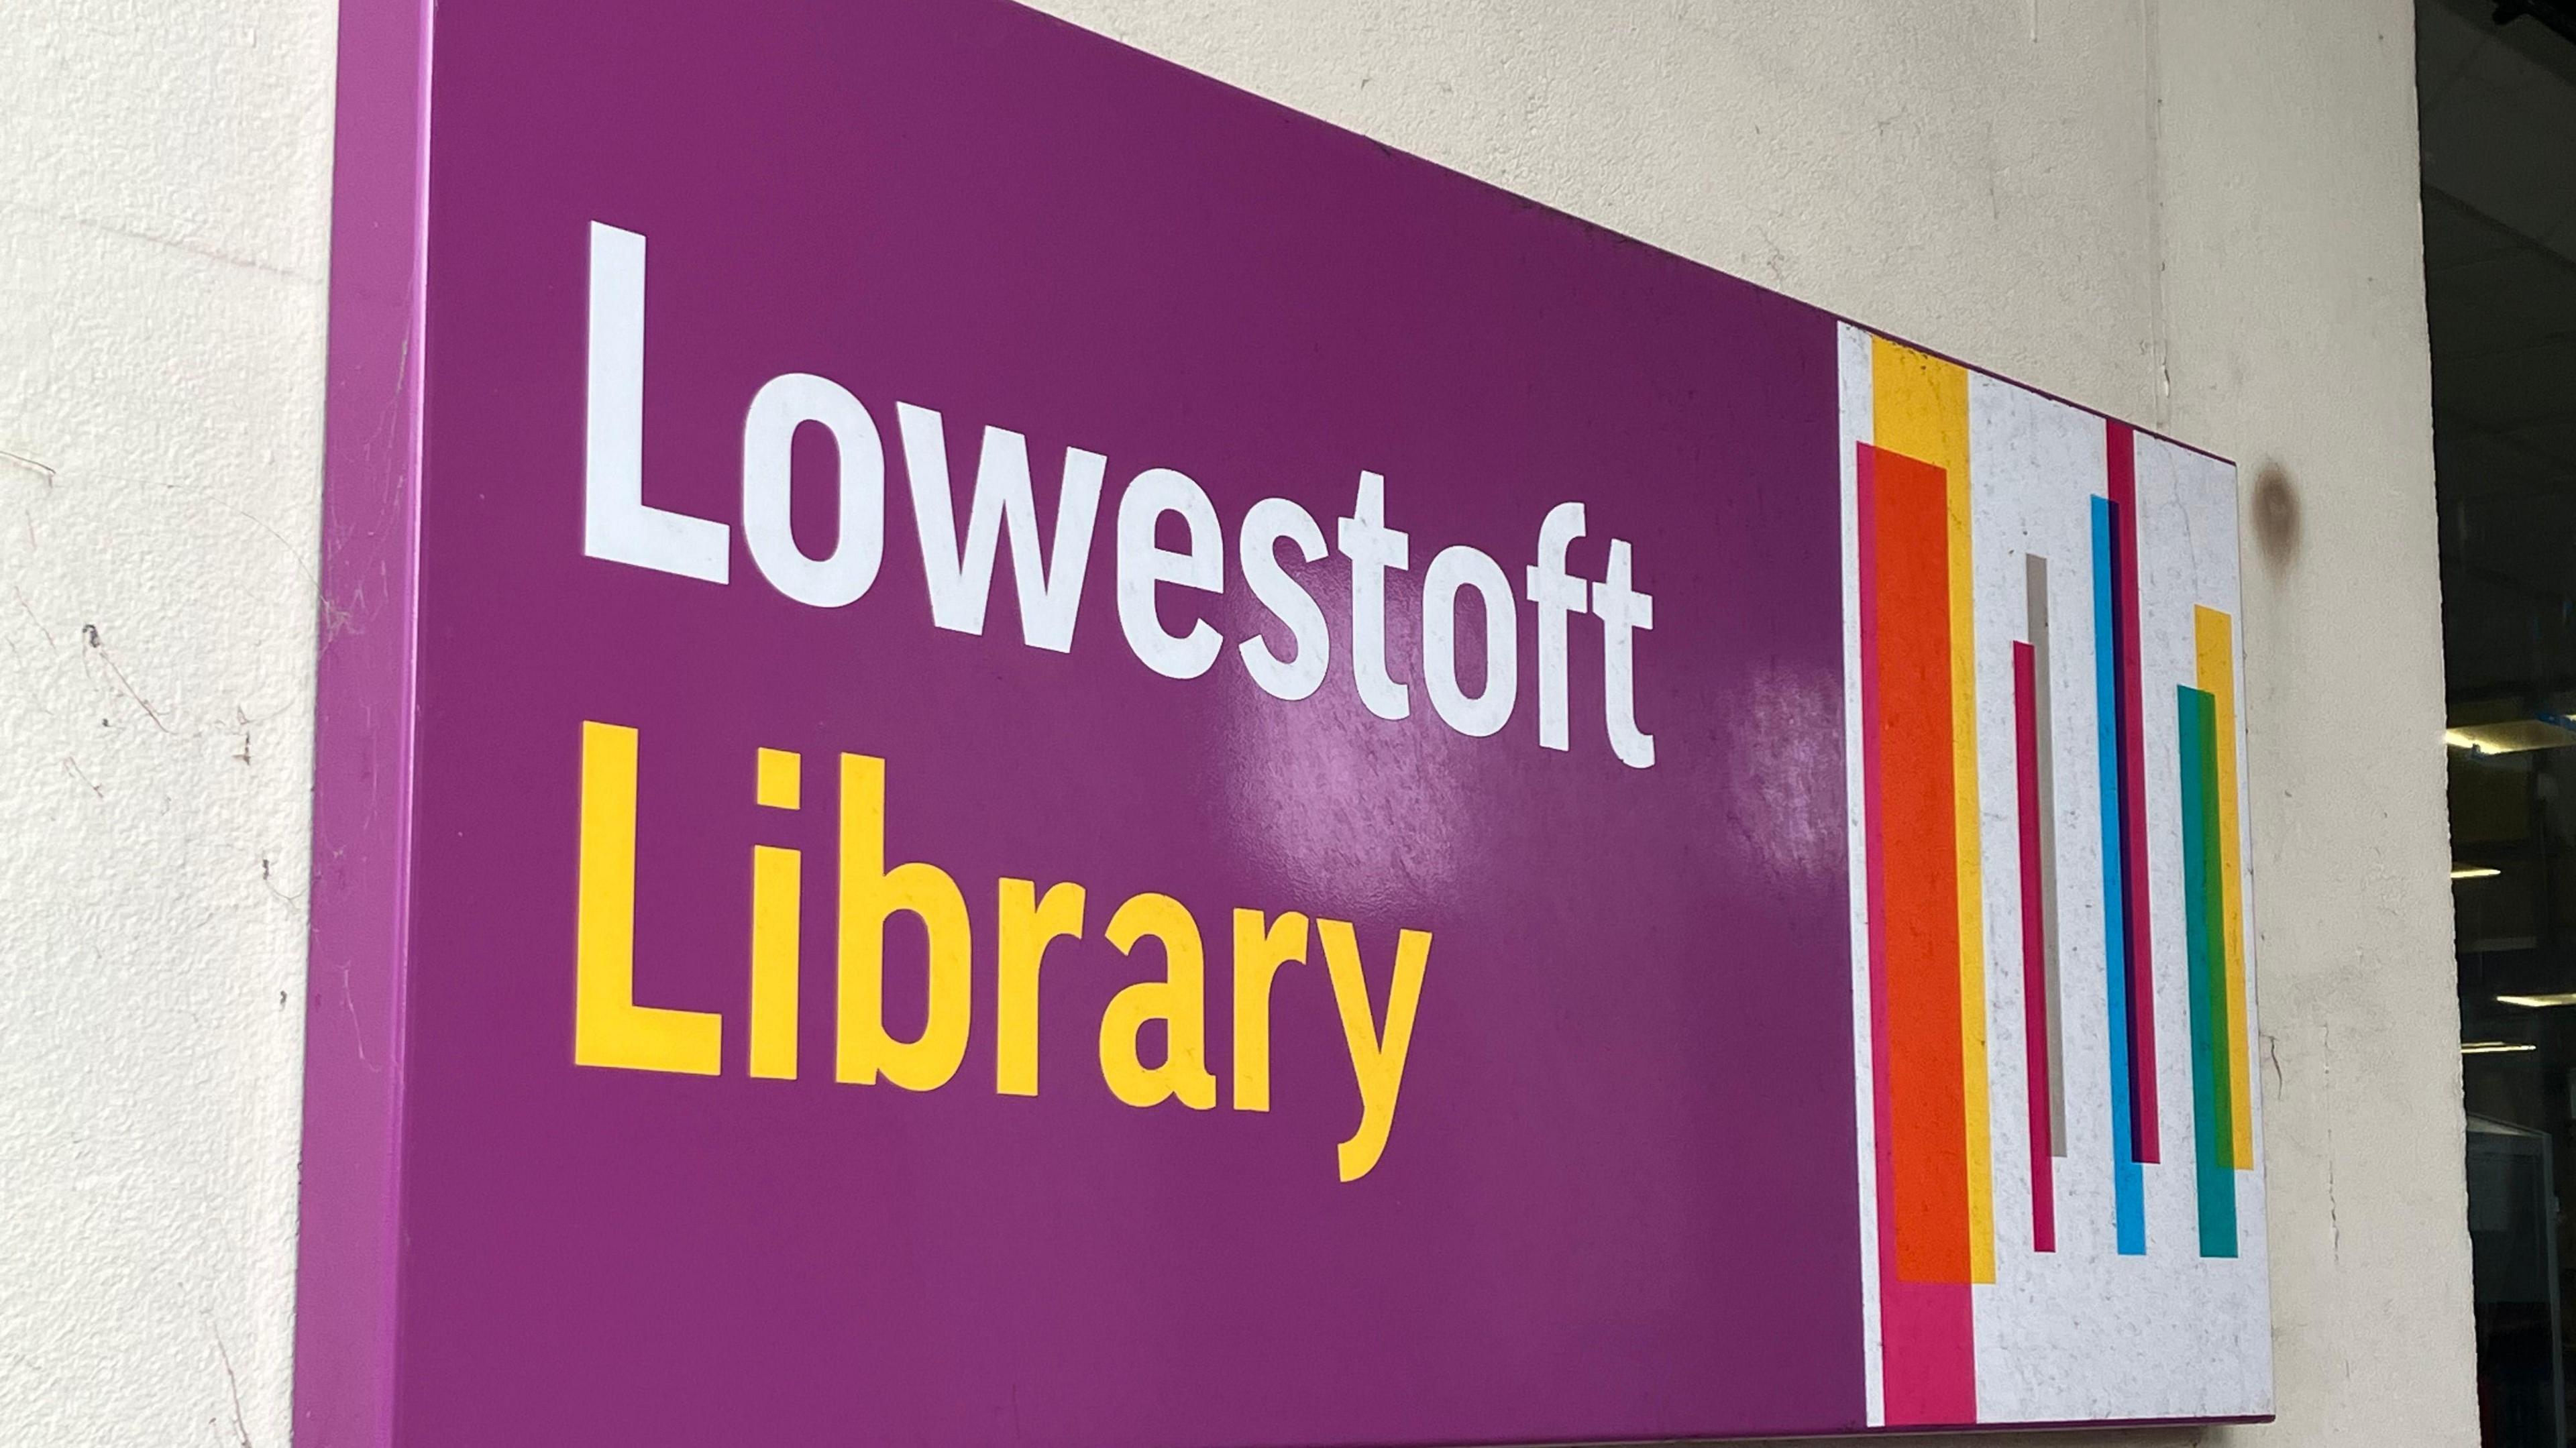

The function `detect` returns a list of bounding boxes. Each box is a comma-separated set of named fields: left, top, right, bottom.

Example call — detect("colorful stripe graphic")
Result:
left=2012, top=641, right=2055, bottom=1253
left=2092, top=498, right=2147, bottom=1255
left=1843, top=323, right=2267, bottom=1424
left=2179, top=686, right=2241, bottom=1256
left=2196, top=607, right=2255, bottom=1169
left=2105, top=425, right=2161, bottom=1163
left=1858, top=441, right=1976, bottom=1425
left=1872, top=338, right=1994, bottom=1286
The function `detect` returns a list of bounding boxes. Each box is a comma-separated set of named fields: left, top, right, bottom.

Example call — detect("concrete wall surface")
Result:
left=0, top=0, right=334, bottom=1445
left=0, top=1, right=2465, bottom=1445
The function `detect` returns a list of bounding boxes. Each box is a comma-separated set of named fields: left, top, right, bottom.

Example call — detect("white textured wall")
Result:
left=0, top=1, right=333, bottom=1445
left=0, top=2, right=2462, bottom=1445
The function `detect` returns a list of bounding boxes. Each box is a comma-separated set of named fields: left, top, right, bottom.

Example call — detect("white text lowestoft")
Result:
left=580, top=221, right=1656, bottom=768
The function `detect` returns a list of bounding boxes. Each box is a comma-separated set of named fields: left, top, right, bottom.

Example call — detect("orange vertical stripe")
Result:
left=1870, top=442, right=1973, bottom=1285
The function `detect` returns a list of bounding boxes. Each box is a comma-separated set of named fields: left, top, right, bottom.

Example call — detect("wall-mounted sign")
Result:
left=297, top=0, right=2271, bottom=1442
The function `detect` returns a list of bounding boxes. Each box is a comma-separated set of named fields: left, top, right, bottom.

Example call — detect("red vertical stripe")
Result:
left=1862, top=443, right=1977, bottom=1426
left=2106, top=423, right=2161, bottom=1161
left=1868, top=443, right=1972, bottom=1282
left=2013, top=643, right=2055, bottom=1253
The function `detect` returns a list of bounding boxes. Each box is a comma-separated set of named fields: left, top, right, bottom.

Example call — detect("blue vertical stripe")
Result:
left=2094, top=498, right=2146, bottom=1255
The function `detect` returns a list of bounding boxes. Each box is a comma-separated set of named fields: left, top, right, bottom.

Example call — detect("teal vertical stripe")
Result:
left=2095, top=500, right=2145, bottom=1253
left=2179, top=685, right=2238, bottom=1257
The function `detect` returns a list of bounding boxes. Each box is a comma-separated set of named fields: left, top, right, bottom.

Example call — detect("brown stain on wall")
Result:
left=2252, top=459, right=2300, bottom=569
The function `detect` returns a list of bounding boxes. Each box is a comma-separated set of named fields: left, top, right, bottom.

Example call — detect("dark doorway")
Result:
left=2424, top=1, right=2576, bottom=1442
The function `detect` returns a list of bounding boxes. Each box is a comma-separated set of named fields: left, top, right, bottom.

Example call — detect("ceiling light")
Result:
left=2500, top=993, right=2576, bottom=1009
left=2447, top=719, right=2576, bottom=755
left=2463, top=1041, right=2540, bottom=1055
left=2454, top=865, right=2502, bottom=880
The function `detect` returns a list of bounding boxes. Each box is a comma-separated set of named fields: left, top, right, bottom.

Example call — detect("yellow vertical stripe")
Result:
left=2197, top=608, right=2255, bottom=1169
left=1873, top=336, right=1994, bottom=1283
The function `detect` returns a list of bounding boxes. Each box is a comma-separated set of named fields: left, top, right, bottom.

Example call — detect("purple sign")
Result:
left=298, top=1, right=2271, bottom=1443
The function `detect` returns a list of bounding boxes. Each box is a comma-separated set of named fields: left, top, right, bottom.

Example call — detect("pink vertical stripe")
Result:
left=1861, top=445, right=1977, bottom=1425
left=2013, top=643, right=2055, bottom=1253
left=2107, top=422, right=2160, bottom=1161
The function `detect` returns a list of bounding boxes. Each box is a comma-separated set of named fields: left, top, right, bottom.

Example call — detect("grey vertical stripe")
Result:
left=2028, top=551, right=2069, bottom=1156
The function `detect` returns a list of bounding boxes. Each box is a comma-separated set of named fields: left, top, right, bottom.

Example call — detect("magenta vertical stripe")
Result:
left=2013, top=642, right=2055, bottom=1252
left=2106, top=422, right=2160, bottom=1162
